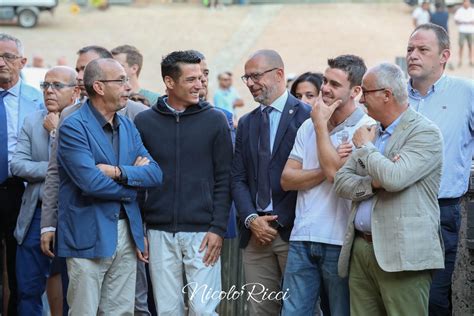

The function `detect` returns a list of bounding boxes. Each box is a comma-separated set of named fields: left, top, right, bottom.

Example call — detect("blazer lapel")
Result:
left=249, top=109, right=260, bottom=175
left=272, top=98, right=298, bottom=158
left=81, top=103, right=116, bottom=165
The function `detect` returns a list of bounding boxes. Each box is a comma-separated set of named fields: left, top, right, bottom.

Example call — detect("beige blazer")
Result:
left=335, top=108, right=445, bottom=277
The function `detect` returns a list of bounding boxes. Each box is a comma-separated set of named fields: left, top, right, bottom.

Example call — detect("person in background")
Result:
left=289, top=72, right=323, bottom=107
left=431, top=1, right=449, bottom=32
left=413, top=1, right=431, bottom=28
left=454, top=0, right=474, bottom=67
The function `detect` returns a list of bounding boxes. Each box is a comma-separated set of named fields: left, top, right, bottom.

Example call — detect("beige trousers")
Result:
left=242, top=234, right=289, bottom=316
left=66, top=220, right=137, bottom=316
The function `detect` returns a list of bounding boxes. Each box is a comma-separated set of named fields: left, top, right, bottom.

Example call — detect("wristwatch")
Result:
left=49, top=128, right=56, bottom=139
left=245, top=214, right=258, bottom=229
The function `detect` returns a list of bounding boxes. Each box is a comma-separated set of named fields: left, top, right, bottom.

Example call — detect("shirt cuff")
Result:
left=244, top=213, right=258, bottom=229
left=41, top=227, right=56, bottom=234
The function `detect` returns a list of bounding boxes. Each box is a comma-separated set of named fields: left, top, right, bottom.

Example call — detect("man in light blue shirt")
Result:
left=0, top=33, right=44, bottom=315
left=213, top=71, right=243, bottom=118
left=407, top=23, right=474, bottom=315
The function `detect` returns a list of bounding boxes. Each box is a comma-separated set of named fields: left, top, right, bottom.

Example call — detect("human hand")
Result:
left=43, top=112, right=60, bottom=133
left=353, top=125, right=377, bottom=148
left=136, top=237, right=149, bottom=263
left=134, top=156, right=150, bottom=166
left=40, top=231, right=55, bottom=258
left=199, top=232, right=223, bottom=267
left=249, top=215, right=278, bottom=246
left=311, top=92, right=342, bottom=128
left=336, top=142, right=353, bottom=159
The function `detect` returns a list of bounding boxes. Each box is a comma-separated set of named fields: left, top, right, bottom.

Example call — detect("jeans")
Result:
left=429, top=201, right=461, bottom=316
left=281, top=241, right=349, bottom=316
left=16, top=207, right=51, bottom=316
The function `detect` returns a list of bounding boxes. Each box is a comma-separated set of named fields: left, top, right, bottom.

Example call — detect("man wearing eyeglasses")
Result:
left=231, top=49, right=310, bottom=315
left=335, top=63, right=444, bottom=316
left=10, top=66, right=79, bottom=316
left=55, top=58, right=162, bottom=315
left=0, top=33, right=44, bottom=316
left=40, top=45, right=151, bottom=316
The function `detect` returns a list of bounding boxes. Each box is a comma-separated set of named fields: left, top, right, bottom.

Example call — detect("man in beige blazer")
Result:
left=334, top=63, right=444, bottom=316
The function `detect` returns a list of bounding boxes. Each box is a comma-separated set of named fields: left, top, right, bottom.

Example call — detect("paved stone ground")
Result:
left=3, top=2, right=472, bottom=115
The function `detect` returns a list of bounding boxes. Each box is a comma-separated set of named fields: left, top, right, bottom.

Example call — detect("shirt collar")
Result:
left=88, top=101, right=119, bottom=129
left=260, top=90, right=288, bottom=113
left=0, top=79, right=21, bottom=97
left=331, top=106, right=366, bottom=134
left=163, top=96, right=185, bottom=113
left=379, top=112, right=403, bottom=136
left=408, top=74, right=446, bottom=98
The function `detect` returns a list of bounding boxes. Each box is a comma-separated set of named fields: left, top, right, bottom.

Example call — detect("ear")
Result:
left=19, top=57, right=27, bottom=69
left=275, top=68, right=285, bottom=82
left=93, top=81, right=105, bottom=96
left=440, top=49, right=450, bottom=65
left=72, top=86, right=80, bottom=100
left=351, top=85, right=361, bottom=99
left=164, top=76, right=175, bottom=90
left=131, top=64, right=139, bottom=76
left=383, top=88, right=392, bottom=102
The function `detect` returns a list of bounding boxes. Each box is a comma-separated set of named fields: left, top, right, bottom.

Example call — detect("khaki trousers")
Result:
left=66, top=220, right=137, bottom=316
left=349, top=236, right=432, bottom=316
left=242, top=234, right=289, bottom=316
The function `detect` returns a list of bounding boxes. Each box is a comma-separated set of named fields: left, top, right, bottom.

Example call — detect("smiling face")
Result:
left=243, top=55, right=283, bottom=106
left=406, top=29, right=449, bottom=83
left=320, top=67, right=353, bottom=108
left=0, top=40, right=26, bottom=89
left=166, top=63, right=202, bottom=108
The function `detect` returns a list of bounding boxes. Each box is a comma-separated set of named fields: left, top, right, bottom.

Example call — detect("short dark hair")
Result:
left=290, top=72, right=323, bottom=97
left=327, top=55, right=367, bottom=87
left=412, top=23, right=450, bottom=51
left=83, top=58, right=108, bottom=97
left=189, top=50, right=205, bottom=60
left=77, top=46, right=113, bottom=59
left=161, top=50, right=201, bottom=81
left=111, top=45, right=144, bottom=76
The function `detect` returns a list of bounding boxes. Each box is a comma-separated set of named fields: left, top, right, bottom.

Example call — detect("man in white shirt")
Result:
left=413, top=2, right=431, bottom=28
left=280, top=55, right=374, bottom=316
left=454, top=0, right=474, bottom=66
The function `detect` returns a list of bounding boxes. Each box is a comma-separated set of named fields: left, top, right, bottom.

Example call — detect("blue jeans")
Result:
left=429, top=201, right=461, bottom=316
left=16, top=207, right=51, bottom=316
left=281, top=241, right=349, bottom=316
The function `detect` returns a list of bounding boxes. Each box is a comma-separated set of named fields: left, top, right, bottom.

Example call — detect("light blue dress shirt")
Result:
left=213, top=87, right=240, bottom=114
left=0, top=80, right=21, bottom=176
left=408, top=75, right=474, bottom=198
left=354, top=114, right=403, bottom=233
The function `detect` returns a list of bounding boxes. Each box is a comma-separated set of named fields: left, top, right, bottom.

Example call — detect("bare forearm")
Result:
left=281, top=167, right=325, bottom=191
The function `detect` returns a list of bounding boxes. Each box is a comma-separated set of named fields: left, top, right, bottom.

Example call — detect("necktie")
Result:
left=0, top=90, right=9, bottom=183
left=257, top=106, right=273, bottom=210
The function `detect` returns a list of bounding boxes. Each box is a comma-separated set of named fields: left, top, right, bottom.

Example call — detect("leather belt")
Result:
left=356, top=230, right=373, bottom=243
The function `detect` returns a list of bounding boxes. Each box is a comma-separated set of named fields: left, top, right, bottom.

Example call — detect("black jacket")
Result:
left=134, top=97, right=233, bottom=237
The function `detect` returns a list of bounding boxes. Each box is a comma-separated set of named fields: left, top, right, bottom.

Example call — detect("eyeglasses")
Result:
left=0, top=53, right=21, bottom=63
left=241, top=68, right=279, bottom=84
left=40, top=82, right=76, bottom=91
left=97, top=77, right=130, bottom=86
left=361, top=88, right=387, bottom=98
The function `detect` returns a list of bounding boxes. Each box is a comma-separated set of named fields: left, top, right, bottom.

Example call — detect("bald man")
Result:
left=11, top=66, right=79, bottom=315
left=231, top=50, right=311, bottom=314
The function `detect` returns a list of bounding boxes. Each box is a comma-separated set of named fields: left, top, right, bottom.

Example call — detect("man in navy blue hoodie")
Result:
left=134, top=50, right=233, bottom=316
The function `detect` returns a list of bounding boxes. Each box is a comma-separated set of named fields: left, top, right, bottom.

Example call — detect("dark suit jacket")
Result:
left=231, top=93, right=310, bottom=248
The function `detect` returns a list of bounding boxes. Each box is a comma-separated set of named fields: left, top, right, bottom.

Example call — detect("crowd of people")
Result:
left=0, top=20, right=472, bottom=316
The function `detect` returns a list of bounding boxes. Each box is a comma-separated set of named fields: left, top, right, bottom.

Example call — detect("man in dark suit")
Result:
left=56, top=58, right=162, bottom=314
left=231, top=49, right=310, bottom=315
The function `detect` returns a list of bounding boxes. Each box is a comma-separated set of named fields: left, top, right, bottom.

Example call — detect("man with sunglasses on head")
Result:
left=56, top=58, right=162, bottom=315
left=11, top=66, right=79, bottom=316
left=231, top=49, right=310, bottom=315
left=0, top=33, right=44, bottom=316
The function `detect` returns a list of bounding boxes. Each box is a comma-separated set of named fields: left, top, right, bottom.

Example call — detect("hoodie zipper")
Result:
left=173, top=112, right=180, bottom=236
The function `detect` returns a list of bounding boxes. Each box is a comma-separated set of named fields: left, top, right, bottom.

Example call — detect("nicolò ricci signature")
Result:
left=182, top=282, right=290, bottom=303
